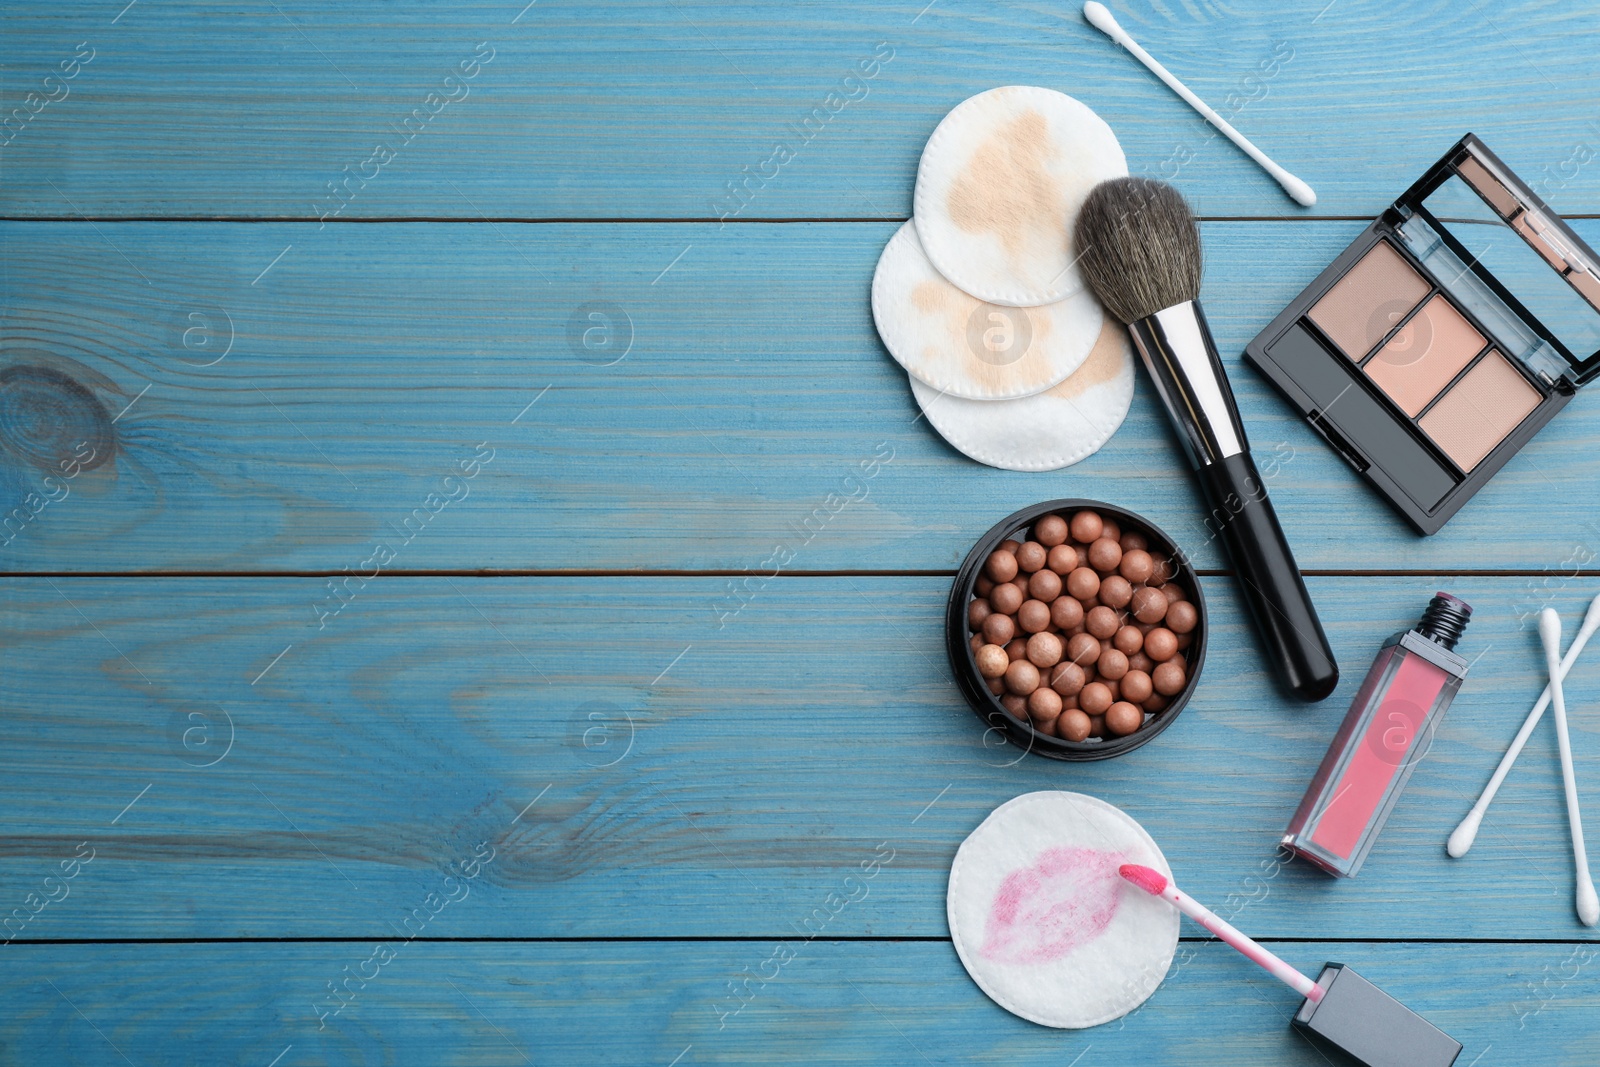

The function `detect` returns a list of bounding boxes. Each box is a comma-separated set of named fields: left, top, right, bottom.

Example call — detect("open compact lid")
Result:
left=1390, top=133, right=1600, bottom=388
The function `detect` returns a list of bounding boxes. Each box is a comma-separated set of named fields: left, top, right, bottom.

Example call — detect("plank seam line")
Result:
left=0, top=215, right=1436, bottom=225
left=2, top=936, right=1592, bottom=946
left=1, top=569, right=1592, bottom=579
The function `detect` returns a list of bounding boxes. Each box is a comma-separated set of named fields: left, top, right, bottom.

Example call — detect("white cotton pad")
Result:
left=872, top=220, right=1103, bottom=400
left=914, top=86, right=1127, bottom=307
left=947, top=791, right=1177, bottom=1029
left=909, top=316, right=1135, bottom=471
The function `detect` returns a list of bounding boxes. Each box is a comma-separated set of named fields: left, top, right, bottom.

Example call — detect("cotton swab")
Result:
left=1082, top=2, right=1317, bottom=207
left=1539, top=608, right=1600, bottom=926
left=1449, top=593, right=1600, bottom=857
left=1118, top=863, right=1323, bottom=1001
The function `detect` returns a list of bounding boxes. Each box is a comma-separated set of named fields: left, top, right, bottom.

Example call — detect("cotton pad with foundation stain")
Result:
left=914, top=86, right=1128, bottom=307
left=947, top=791, right=1178, bottom=1028
left=873, top=220, right=1103, bottom=400
left=908, top=315, right=1134, bottom=470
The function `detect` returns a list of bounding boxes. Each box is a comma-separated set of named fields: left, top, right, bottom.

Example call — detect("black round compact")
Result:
left=946, top=499, right=1208, bottom=761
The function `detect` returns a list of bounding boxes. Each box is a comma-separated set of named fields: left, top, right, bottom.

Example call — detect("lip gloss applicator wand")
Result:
left=1119, top=864, right=1462, bottom=1067
left=1117, top=863, right=1321, bottom=1000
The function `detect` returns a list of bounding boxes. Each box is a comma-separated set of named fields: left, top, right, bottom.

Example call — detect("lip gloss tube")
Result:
left=1285, top=593, right=1473, bottom=877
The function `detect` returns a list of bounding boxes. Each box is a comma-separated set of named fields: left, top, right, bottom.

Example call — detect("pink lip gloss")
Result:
left=1285, top=593, right=1473, bottom=877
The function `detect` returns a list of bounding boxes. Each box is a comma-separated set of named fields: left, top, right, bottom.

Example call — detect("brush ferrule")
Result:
left=1128, top=301, right=1247, bottom=467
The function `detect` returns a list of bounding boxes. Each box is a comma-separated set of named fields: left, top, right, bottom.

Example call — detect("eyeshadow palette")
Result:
left=1246, top=135, right=1600, bottom=534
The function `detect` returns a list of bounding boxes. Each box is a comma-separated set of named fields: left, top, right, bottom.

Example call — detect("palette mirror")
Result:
left=1420, top=175, right=1600, bottom=359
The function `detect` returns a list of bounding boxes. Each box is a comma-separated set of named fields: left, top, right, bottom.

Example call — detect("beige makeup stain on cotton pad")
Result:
left=908, top=316, right=1134, bottom=470
left=873, top=219, right=1103, bottom=400
left=947, top=791, right=1177, bottom=1029
left=915, top=87, right=1128, bottom=307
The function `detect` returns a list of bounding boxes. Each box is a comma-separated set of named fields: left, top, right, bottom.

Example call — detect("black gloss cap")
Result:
left=1293, top=964, right=1461, bottom=1067
left=1415, top=592, right=1472, bottom=651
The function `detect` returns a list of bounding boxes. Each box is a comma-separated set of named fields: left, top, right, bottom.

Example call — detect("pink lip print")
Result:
left=980, top=847, right=1124, bottom=965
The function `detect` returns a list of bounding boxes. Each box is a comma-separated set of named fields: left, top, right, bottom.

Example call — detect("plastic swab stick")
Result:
left=1083, top=2, right=1316, bottom=206
left=1449, top=593, right=1600, bottom=857
left=1539, top=608, right=1599, bottom=925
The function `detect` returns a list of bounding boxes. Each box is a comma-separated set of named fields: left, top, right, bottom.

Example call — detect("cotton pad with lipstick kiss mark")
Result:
left=947, top=791, right=1178, bottom=1028
left=914, top=86, right=1127, bottom=307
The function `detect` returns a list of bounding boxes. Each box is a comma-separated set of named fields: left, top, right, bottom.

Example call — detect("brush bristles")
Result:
left=1073, top=178, right=1203, bottom=324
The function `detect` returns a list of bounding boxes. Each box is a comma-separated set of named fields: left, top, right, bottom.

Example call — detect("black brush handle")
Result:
left=1129, top=303, right=1339, bottom=701
left=1195, top=452, right=1339, bottom=701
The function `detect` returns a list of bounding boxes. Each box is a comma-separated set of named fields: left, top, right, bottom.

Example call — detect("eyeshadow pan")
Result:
left=1363, top=295, right=1486, bottom=416
left=1418, top=351, right=1542, bottom=471
left=1307, top=241, right=1432, bottom=360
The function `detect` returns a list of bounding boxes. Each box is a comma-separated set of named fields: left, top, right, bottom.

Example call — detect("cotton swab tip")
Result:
left=1119, top=863, right=1170, bottom=896
left=1446, top=808, right=1482, bottom=858
left=1279, top=172, right=1318, bottom=207
left=1579, top=876, right=1600, bottom=927
left=1082, top=2, right=1119, bottom=36
left=1583, top=592, right=1600, bottom=632
left=1540, top=607, right=1563, bottom=659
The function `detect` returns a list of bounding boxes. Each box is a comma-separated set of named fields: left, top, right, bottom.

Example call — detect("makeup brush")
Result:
left=1449, top=592, right=1600, bottom=858
left=1118, top=863, right=1321, bottom=999
left=1082, top=3, right=1315, bottom=207
left=1075, top=178, right=1339, bottom=700
left=1120, top=863, right=1464, bottom=1067
left=1539, top=608, right=1600, bottom=926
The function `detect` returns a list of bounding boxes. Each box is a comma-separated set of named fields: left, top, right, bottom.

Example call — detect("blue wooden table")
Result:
left=4, top=1, right=1599, bottom=1063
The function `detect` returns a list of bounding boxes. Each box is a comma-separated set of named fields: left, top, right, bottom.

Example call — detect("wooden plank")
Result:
left=3, top=574, right=1598, bottom=942
left=4, top=1, right=1599, bottom=219
left=0, top=939, right=1589, bottom=1065
left=4, top=220, right=1600, bottom=572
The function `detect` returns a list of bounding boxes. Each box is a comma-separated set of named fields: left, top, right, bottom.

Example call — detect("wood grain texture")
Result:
left=3, top=574, right=1598, bottom=942
left=6, top=2, right=1600, bottom=1061
left=4, top=220, right=1600, bottom=572
left=3, top=1, right=1600, bottom=219
left=1, top=939, right=1592, bottom=1066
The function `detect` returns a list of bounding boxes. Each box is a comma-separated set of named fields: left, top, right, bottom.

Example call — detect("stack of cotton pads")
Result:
left=873, top=87, right=1135, bottom=471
